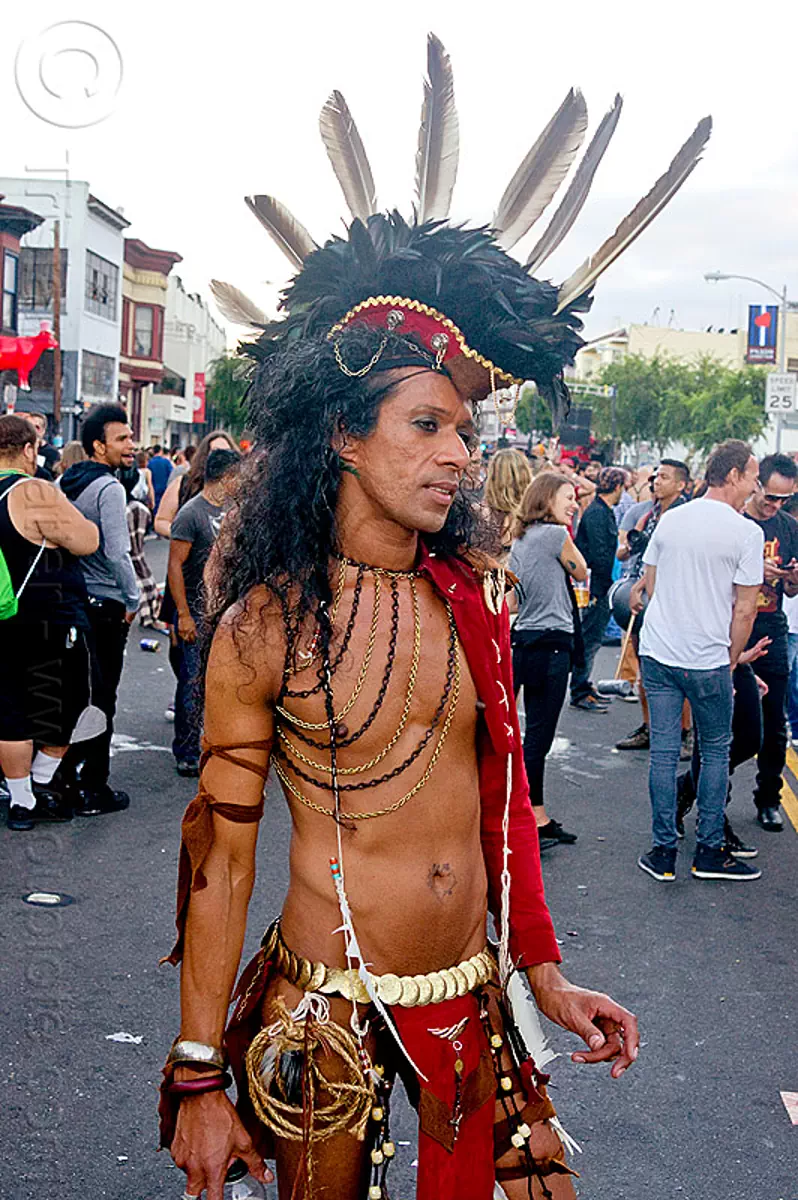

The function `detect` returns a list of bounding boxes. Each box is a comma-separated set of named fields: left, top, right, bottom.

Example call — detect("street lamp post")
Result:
left=704, top=271, right=790, bottom=450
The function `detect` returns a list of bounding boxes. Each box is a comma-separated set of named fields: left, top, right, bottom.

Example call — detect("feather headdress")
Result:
left=216, top=33, right=711, bottom=424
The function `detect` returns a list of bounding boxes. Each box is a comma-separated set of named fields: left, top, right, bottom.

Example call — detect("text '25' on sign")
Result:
left=765, top=373, right=797, bottom=413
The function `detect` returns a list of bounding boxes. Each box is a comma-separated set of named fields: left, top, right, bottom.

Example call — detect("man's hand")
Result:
left=763, top=558, right=787, bottom=585
left=171, top=1091, right=273, bottom=1200
left=629, top=577, right=647, bottom=615
left=526, top=963, right=639, bottom=1079
left=179, top=611, right=198, bottom=643
left=124, top=609, right=137, bottom=625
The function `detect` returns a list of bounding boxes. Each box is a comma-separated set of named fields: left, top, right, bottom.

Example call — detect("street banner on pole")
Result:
left=192, top=372, right=206, bottom=423
left=747, top=304, right=779, bottom=363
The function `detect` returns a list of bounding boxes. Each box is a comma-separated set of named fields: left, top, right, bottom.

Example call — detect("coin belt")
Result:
left=262, top=920, right=496, bottom=1008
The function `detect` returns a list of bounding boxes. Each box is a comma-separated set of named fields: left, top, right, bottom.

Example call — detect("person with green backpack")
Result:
left=0, top=415, right=99, bottom=830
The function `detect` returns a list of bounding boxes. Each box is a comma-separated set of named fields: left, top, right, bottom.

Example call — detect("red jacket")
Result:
left=417, top=544, right=561, bottom=969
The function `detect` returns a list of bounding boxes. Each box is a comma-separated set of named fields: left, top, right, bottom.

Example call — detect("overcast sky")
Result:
left=3, top=0, right=798, bottom=347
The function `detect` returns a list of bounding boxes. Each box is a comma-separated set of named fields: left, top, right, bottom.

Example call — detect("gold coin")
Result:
left=377, top=972, right=403, bottom=1006
left=472, top=954, right=489, bottom=986
left=440, top=969, right=457, bottom=1000
left=413, top=974, right=434, bottom=1005
left=320, top=966, right=346, bottom=995
left=307, top=962, right=326, bottom=992
left=295, top=957, right=313, bottom=989
left=285, top=950, right=300, bottom=983
left=459, top=959, right=478, bottom=991
left=450, top=966, right=469, bottom=997
left=428, top=971, right=446, bottom=1004
left=398, top=977, right=421, bottom=1007
left=347, top=969, right=371, bottom=1004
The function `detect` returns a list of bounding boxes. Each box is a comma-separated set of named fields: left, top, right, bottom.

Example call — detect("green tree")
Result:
left=514, top=384, right=552, bottom=438
left=593, top=354, right=768, bottom=460
left=205, top=353, right=251, bottom=436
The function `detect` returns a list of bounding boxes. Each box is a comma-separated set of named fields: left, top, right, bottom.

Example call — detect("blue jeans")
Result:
left=172, top=636, right=202, bottom=764
left=640, top=656, right=733, bottom=850
left=787, top=633, right=798, bottom=739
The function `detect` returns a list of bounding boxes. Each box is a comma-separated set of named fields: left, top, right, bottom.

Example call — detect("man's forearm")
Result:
left=179, top=846, right=256, bottom=1047
left=729, top=608, right=757, bottom=667
left=168, top=557, right=191, bottom=618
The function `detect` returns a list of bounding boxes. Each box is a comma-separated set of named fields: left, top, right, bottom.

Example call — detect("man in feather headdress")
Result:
left=158, top=34, right=710, bottom=1200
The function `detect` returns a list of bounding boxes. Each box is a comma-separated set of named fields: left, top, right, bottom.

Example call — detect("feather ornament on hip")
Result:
left=245, top=195, right=317, bottom=270
left=492, top=88, right=589, bottom=252
left=209, top=280, right=268, bottom=329
left=555, top=115, right=712, bottom=314
left=319, top=90, right=378, bottom=223
left=525, top=94, right=623, bottom=273
left=415, top=32, right=459, bottom=223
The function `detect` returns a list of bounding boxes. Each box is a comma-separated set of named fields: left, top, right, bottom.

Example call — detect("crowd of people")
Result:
left=484, top=438, right=798, bottom=881
left=0, top=405, right=242, bottom=829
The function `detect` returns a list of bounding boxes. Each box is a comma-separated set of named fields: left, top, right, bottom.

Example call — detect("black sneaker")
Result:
left=537, top=819, right=577, bottom=845
left=175, top=759, right=200, bottom=778
left=7, top=804, right=35, bottom=831
left=679, top=728, right=694, bottom=762
left=638, top=846, right=677, bottom=881
left=616, top=723, right=650, bottom=751
left=74, top=787, right=131, bottom=816
left=691, top=844, right=761, bottom=881
left=723, top=819, right=758, bottom=859
left=588, top=688, right=611, bottom=707
left=570, top=695, right=607, bottom=713
left=31, top=785, right=73, bottom=822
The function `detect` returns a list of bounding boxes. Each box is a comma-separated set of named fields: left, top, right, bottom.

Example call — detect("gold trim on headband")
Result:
left=327, top=295, right=522, bottom=388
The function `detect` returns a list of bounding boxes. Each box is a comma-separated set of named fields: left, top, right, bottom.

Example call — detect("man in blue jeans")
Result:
left=631, top=439, right=764, bottom=882
left=167, top=449, right=241, bottom=775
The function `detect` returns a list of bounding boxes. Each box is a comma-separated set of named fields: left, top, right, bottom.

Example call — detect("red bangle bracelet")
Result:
left=169, top=1071, right=232, bottom=1096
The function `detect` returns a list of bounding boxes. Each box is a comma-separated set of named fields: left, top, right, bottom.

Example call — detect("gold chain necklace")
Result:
left=272, top=598, right=460, bottom=821
left=276, top=573, right=380, bottom=730
left=277, top=577, right=421, bottom=776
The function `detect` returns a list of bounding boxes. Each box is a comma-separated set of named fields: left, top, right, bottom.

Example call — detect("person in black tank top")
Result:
left=0, top=416, right=99, bottom=831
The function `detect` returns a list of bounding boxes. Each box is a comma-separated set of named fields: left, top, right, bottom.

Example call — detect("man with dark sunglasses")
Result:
left=743, top=453, right=798, bottom=831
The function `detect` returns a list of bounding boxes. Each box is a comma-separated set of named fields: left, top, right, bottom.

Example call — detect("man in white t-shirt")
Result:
left=632, top=440, right=764, bottom=883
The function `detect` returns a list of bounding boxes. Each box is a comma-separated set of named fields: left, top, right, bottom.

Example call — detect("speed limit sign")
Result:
left=765, top=373, right=797, bottom=413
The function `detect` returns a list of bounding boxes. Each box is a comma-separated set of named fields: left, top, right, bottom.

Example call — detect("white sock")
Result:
left=8, top=776, right=36, bottom=810
left=31, top=751, right=61, bottom=786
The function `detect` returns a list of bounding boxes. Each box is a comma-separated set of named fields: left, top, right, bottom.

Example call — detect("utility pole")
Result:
left=52, top=220, right=62, bottom=435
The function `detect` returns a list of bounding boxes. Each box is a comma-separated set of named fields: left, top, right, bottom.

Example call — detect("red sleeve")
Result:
left=479, top=610, right=562, bottom=969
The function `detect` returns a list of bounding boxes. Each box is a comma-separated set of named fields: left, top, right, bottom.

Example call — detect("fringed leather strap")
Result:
left=162, top=737, right=273, bottom=966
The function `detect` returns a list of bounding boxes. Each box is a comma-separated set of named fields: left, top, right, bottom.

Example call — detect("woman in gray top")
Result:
left=509, top=473, right=587, bottom=847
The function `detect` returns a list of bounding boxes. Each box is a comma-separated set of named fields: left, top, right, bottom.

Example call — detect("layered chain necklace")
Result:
left=273, top=556, right=461, bottom=822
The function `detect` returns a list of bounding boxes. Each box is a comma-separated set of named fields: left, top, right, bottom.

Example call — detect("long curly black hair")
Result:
left=205, top=322, right=492, bottom=667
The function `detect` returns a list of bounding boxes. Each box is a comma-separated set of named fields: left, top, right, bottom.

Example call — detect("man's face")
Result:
left=750, top=469, right=795, bottom=521
left=340, top=370, right=473, bottom=535
left=96, top=421, right=135, bottom=469
left=729, top=455, right=762, bottom=511
left=653, top=464, right=685, bottom=503
left=585, top=462, right=601, bottom=482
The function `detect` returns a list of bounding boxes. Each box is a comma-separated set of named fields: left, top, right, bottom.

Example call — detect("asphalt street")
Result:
left=2, top=537, right=797, bottom=1200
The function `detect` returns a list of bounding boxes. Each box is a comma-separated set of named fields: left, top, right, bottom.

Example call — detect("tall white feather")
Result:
left=209, top=280, right=268, bottom=329
left=245, top=195, right=317, bottom=270
left=556, top=115, right=712, bottom=314
left=505, top=972, right=557, bottom=1070
left=492, top=89, right=588, bottom=252
left=319, top=90, right=378, bottom=223
left=525, top=94, right=623, bottom=273
left=415, top=33, right=459, bottom=223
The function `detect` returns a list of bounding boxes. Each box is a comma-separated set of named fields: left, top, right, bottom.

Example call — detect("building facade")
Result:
left=118, top=238, right=181, bottom=442
left=156, top=274, right=227, bottom=447
left=0, top=177, right=129, bottom=438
